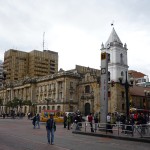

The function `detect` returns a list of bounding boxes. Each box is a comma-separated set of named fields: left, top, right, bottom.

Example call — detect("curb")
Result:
left=72, top=131, right=150, bottom=143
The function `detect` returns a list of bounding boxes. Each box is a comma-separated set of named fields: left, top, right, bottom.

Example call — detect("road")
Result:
left=0, top=118, right=150, bottom=150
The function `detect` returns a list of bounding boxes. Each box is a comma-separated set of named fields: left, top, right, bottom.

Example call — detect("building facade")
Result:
left=0, top=60, right=3, bottom=88
left=4, top=49, right=58, bottom=81
left=1, top=28, right=150, bottom=116
left=0, top=65, right=101, bottom=115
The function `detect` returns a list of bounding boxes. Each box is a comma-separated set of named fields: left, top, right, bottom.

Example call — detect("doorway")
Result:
left=85, top=103, right=90, bottom=116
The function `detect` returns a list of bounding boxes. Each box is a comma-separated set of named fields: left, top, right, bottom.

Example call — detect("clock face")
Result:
left=101, top=68, right=106, bottom=74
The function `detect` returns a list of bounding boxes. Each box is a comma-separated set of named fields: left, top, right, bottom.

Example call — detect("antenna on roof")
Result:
left=111, top=20, right=114, bottom=26
left=43, top=32, right=45, bottom=51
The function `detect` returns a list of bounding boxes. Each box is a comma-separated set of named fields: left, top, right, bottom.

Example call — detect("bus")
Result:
left=130, top=108, right=150, bottom=121
left=40, top=110, right=64, bottom=123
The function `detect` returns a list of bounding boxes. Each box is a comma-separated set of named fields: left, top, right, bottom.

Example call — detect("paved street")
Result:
left=0, top=118, right=150, bottom=150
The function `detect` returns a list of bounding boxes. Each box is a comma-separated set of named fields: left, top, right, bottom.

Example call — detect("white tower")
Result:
left=101, top=27, right=128, bottom=82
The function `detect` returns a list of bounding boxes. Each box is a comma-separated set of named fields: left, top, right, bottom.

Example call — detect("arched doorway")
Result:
left=85, top=103, right=90, bottom=116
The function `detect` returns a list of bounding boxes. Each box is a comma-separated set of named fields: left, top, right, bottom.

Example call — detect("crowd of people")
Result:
left=62, top=110, right=149, bottom=135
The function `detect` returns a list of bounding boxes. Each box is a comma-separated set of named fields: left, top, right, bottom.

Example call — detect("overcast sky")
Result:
left=0, top=0, right=150, bottom=77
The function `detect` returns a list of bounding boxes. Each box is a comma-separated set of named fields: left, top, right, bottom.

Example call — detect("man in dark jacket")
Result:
left=46, top=114, right=56, bottom=145
left=31, top=115, right=36, bottom=129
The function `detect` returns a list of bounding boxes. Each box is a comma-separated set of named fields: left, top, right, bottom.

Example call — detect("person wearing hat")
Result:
left=46, top=114, right=56, bottom=144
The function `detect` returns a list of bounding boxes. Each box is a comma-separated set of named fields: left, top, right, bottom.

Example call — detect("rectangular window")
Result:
left=121, top=91, right=124, bottom=98
left=70, top=82, right=73, bottom=88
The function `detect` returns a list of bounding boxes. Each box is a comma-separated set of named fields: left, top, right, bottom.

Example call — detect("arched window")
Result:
left=57, top=105, right=60, bottom=111
left=52, top=106, right=55, bottom=110
left=85, top=85, right=90, bottom=93
left=39, top=106, right=41, bottom=113
left=121, top=71, right=124, bottom=77
left=43, top=106, right=46, bottom=110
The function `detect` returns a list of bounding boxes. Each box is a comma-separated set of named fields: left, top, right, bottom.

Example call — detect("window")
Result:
left=85, top=85, right=90, bottom=93
left=121, top=91, right=124, bottom=98
left=122, top=103, right=125, bottom=110
left=108, top=53, right=110, bottom=63
left=108, top=71, right=110, bottom=81
left=70, top=93, right=73, bottom=100
left=70, top=82, right=73, bottom=88
left=120, top=54, right=123, bottom=64
left=108, top=91, right=111, bottom=97
left=121, top=71, right=124, bottom=77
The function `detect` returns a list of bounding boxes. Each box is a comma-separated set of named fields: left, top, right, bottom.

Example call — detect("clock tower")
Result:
left=100, top=27, right=129, bottom=113
left=101, top=27, right=128, bottom=82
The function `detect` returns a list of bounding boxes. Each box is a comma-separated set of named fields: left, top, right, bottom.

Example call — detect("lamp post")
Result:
left=144, top=90, right=150, bottom=109
left=119, top=71, right=133, bottom=122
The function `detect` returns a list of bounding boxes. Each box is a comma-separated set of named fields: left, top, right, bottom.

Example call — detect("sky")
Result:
left=0, top=0, right=150, bottom=77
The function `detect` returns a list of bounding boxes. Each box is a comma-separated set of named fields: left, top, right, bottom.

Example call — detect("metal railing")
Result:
left=73, top=122, right=150, bottom=138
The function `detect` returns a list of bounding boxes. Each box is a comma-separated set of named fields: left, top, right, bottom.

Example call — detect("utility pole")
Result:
left=43, top=32, right=45, bottom=50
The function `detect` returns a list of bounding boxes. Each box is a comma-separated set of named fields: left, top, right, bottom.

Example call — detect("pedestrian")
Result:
left=36, top=114, right=40, bottom=129
left=63, top=113, right=67, bottom=128
left=3, top=113, right=5, bottom=119
left=46, top=114, right=56, bottom=145
left=28, top=112, right=31, bottom=119
left=120, top=114, right=126, bottom=133
left=88, top=113, right=94, bottom=132
left=67, top=114, right=71, bottom=130
left=94, top=114, right=99, bottom=132
left=107, top=113, right=113, bottom=133
left=31, top=115, right=37, bottom=129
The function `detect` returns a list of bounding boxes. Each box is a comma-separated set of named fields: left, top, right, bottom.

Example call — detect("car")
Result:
left=65, top=112, right=75, bottom=117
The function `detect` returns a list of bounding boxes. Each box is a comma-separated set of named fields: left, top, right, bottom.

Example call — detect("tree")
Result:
left=0, top=98, right=3, bottom=115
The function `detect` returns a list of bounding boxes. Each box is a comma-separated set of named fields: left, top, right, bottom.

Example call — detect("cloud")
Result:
left=0, top=0, right=150, bottom=77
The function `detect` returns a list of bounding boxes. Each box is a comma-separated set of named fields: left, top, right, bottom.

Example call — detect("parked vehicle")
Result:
left=40, top=110, right=64, bottom=123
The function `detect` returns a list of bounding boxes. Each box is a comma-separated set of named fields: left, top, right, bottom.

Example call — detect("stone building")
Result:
left=0, top=27, right=149, bottom=116
left=4, top=49, right=58, bottom=81
left=0, top=65, right=100, bottom=115
left=0, top=60, right=3, bottom=88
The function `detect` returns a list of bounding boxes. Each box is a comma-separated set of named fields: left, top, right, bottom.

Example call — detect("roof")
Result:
left=130, top=85, right=150, bottom=96
left=105, top=27, right=122, bottom=47
left=128, top=70, right=146, bottom=78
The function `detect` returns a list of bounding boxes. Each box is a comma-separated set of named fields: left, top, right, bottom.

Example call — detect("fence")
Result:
left=73, top=122, right=150, bottom=138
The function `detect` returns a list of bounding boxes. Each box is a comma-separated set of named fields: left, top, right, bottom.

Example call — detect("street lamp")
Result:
left=144, top=90, right=150, bottom=109
left=119, top=71, right=133, bottom=122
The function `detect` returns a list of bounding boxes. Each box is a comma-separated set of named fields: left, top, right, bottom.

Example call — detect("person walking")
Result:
left=107, top=113, right=113, bottom=133
left=67, top=114, right=71, bottom=130
left=63, top=113, right=67, bottom=128
left=36, top=114, right=40, bottom=129
left=88, top=113, right=94, bottom=132
left=94, top=114, right=99, bottom=132
left=31, top=115, right=37, bottom=129
left=46, top=114, right=56, bottom=145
